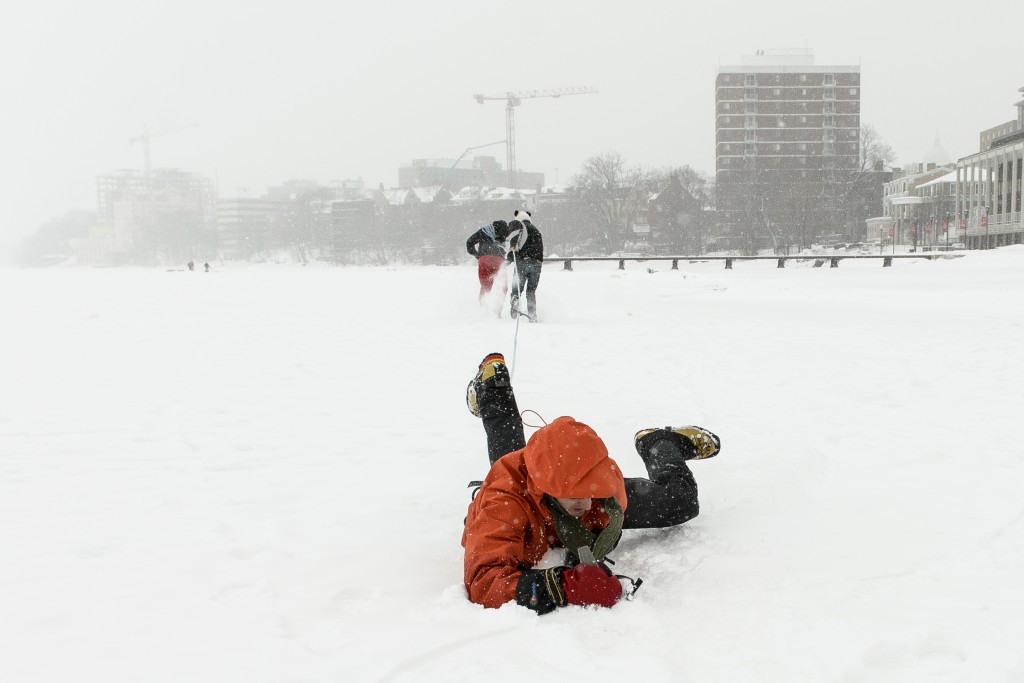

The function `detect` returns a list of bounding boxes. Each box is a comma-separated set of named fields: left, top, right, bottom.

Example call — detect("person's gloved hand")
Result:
left=561, top=563, right=622, bottom=608
left=516, top=564, right=623, bottom=614
left=515, top=567, right=568, bottom=614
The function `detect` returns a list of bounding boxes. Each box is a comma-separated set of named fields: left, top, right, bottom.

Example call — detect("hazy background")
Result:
left=3, top=0, right=1023, bottom=261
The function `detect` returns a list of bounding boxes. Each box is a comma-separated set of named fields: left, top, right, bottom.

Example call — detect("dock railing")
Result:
left=546, top=254, right=963, bottom=271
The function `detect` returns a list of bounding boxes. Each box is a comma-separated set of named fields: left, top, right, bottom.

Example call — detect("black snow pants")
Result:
left=478, top=380, right=699, bottom=529
left=509, top=259, right=542, bottom=319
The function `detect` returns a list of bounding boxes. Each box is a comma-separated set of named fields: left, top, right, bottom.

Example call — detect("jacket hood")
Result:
left=524, top=416, right=622, bottom=501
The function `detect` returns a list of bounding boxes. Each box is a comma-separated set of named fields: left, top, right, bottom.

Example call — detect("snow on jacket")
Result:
left=466, top=224, right=506, bottom=259
left=461, top=416, right=628, bottom=608
left=506, top=220, right=544, bottom=263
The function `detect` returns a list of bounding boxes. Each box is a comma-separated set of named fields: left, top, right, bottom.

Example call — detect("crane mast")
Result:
left=473, top=86, right=597, bottom=188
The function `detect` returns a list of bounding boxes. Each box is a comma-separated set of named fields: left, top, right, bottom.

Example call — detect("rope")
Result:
left=519, top=409, right=548, bottom=429
left=508, top=236, right=527, bottom=378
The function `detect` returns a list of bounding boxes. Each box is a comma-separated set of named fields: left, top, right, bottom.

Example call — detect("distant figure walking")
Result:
left=204, top=262, right=210, bottom=272
left=466, top=220, right=510, bottom=314
left=506, top=210, right=543, bottom=320
left=187, top=260, right=195, bottom=271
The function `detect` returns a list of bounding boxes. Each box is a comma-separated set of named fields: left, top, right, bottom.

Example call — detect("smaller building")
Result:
left=882, top=164, right=954, bottom=247
left=216, top=197, right=288, bottom=259
left=398, top=155, right=544, bottom=191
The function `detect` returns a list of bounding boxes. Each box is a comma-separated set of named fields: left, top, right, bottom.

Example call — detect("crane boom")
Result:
left=130, top=122, right=199, bottom=174
left=473, top=86, right=597, bottom=187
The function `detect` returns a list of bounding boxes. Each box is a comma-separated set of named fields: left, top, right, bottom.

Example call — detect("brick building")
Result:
left=715, top=49, right=862, bottom=251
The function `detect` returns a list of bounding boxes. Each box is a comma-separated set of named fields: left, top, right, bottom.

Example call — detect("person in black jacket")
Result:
left=466, top=220, right=510, bottom=313
left=506, top=210, right=543, bottom=320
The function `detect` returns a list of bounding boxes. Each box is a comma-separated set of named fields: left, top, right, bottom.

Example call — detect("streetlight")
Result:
left=944, top=211, right=951, bottom=250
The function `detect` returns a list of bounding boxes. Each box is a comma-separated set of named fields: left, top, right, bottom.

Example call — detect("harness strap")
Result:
left=544, top=495, right=623, bottom=564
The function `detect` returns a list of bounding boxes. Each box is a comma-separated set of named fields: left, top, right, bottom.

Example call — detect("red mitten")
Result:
left=560, top=564, right=623, bottom=607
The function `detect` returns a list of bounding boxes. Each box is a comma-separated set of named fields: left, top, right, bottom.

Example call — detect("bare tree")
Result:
left=860, top=124, right=896, bottom=172
left=831, top=124, right=896, bottom=239
left=572, top=152, right=648, bottom=252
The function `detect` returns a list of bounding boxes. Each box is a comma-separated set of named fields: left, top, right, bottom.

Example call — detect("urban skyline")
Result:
left=4, top=0, right=1023, bottom=261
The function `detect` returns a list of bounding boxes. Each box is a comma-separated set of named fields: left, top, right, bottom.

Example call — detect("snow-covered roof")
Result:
left=481, top=188, right=536, bottom=201
left=411, top=187, right=438, bottom=203
left=917, top=167, right=991, bottom=189
left=379, top=189, right=411, bottom=205
left=916, top=170, right=958, bottom=189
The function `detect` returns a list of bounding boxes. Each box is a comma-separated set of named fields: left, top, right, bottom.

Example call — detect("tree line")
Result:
left=18, top=128, right=893, bottom=266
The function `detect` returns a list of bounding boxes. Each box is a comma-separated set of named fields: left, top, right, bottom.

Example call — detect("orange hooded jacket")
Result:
left=461, top=416, right=628, bottom=608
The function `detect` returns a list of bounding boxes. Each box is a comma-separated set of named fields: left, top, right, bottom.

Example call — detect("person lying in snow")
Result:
left=461, top=352, right=721, bottom=614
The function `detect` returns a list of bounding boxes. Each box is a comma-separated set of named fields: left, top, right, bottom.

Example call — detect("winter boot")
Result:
left=526, top=291, right=537, bottom=321
left=634, top=426, right=721, bottom=462
left=466, top=353, right=512, bottom=418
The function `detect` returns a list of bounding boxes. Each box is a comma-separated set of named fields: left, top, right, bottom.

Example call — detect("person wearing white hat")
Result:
left=506, top=211, right=544, bottom=320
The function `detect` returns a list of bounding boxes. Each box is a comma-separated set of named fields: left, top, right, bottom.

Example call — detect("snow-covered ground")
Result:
left=2, top=249, right=1022, bottom=682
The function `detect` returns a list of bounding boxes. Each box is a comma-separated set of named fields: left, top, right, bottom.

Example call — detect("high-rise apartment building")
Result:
left=716, top=50, right=861, bottom=249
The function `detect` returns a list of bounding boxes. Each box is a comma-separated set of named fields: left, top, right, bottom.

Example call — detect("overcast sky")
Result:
left=3, top=0, right=1022, bottom=257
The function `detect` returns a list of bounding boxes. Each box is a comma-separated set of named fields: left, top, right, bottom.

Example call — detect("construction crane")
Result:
left=473, top=86, right=597, bottom=188
left=446, top=139, right=506, bottom=189
left=130, top=122, right=199, bottom=174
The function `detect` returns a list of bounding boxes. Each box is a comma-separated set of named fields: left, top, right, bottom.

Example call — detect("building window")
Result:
left=745, top=74, right=756, bottom=86
left=745, top=115, right=756, bottom=128
left=721, top=157, right=730, bottom=166
left=773, top=143, right=781, bottom=152
left=824, top=73, right=835, bottom=86
left=722, top=143, right=731, bottom=151
left=722, top=116, right=731, bottom=124
left=745, top=87, right=757, bottom=100
left=777, top=117, right=785, bottom=127
left=800, top=115, right=808, bottom=123
left=723, top=103, right=732, bottom=111
left=849, top=88, right=858, bottom=96
left=799, top=74, right=808, bottom=82
left=772, top=88, right=782, bottom=96
left=824, top=87, right=835, bottom=100
left=799, top=143, right=807, bottom=151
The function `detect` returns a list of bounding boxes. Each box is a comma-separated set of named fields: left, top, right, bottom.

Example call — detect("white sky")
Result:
left=3, top=0, right=1023, bottom=254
